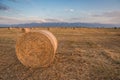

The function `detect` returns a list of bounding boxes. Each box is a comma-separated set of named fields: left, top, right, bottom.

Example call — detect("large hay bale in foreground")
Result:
left=16, top=30, right=57, bottom=68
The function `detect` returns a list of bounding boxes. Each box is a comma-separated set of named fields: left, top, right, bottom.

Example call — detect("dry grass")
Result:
left=0, top=27, right=120, bottom=80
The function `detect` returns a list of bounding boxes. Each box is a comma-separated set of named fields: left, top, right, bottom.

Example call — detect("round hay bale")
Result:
left=21, top=28, right=30, bottom=33
left=16, top=30, right=57, bottom=68
left=8, top=27, right=13, bottom=30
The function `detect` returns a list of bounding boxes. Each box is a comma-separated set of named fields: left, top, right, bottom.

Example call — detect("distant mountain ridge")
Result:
left=0, top=22, right=120, bottom=28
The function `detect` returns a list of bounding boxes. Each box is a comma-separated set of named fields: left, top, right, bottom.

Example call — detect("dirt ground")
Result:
left=0, top=27, right=120, bottom=80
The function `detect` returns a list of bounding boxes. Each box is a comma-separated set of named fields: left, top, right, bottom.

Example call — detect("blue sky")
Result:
left=0, top=0, right=120, bottom=24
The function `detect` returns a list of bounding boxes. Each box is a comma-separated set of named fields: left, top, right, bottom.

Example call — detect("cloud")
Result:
left=92, top=11, right=120, bottom=17
left=68, top=17, right=102, bottom=23
left=44, top=18, right=64, bottom=22
left=0, top=16, right=35, bottom=24
left=0, top=3, right=10, bottom=11
left=1, top=11, right=120, bottom=24
left=66, top=11, right=120, bottom=24
left=65, top=9, right=74, bottom=12
left=91, top=11, right=120, bottom=24
left=0, top=16, right=23, bottom=24
left=8, top=0, right=17, bottom=2
left=8, top=0, right=30, bottom=2
left=0, top=16, right=64, bottom=24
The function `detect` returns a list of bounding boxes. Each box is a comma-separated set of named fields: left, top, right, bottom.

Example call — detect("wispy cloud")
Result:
left=65, top=8, right=74, bottom=12
left=65, top=11, right=120, bottom=24
left=0, top=16, right=24, bottom=24
left=8, top=0, right=31, bottom=2
left=0, top=3, right=10, bottom=11
left=68, top=17, right=109, bottom=23
left=0, top=10, right=120, bottom=24
left=44, top=18, right=64, bottom=22
left=92, top=11, right=120, bottom=17
left=0, top=16, right=63, bottom=24
left=8, top=0, right=17, bottom=2
left=92, top=11, right=120, bottom=24
left=0, top=0, right=15, bottom=11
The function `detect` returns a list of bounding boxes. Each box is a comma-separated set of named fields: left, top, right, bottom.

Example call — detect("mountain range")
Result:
left=0, top=22, right=120, bottom=28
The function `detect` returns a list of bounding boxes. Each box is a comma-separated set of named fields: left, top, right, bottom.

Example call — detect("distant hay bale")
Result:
left=72, top=27, right=75, bottom=30
left=47, top=27, right=50, bottom=30
left=16, top=30, right=57, bottom=68
left=21, top=28, right=30, bottom=33
left=8, top=27, right=13, bottom=30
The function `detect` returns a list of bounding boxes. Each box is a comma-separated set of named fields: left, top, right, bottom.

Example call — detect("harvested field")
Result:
left=0, top=28, right=120, bottom=80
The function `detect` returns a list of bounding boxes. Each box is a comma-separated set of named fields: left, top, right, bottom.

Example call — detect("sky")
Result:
left=0, top=0, right=120, bottom=24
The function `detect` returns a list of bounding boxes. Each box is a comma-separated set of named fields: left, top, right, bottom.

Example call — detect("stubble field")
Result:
left=0, top=27, right=120, bottom=80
